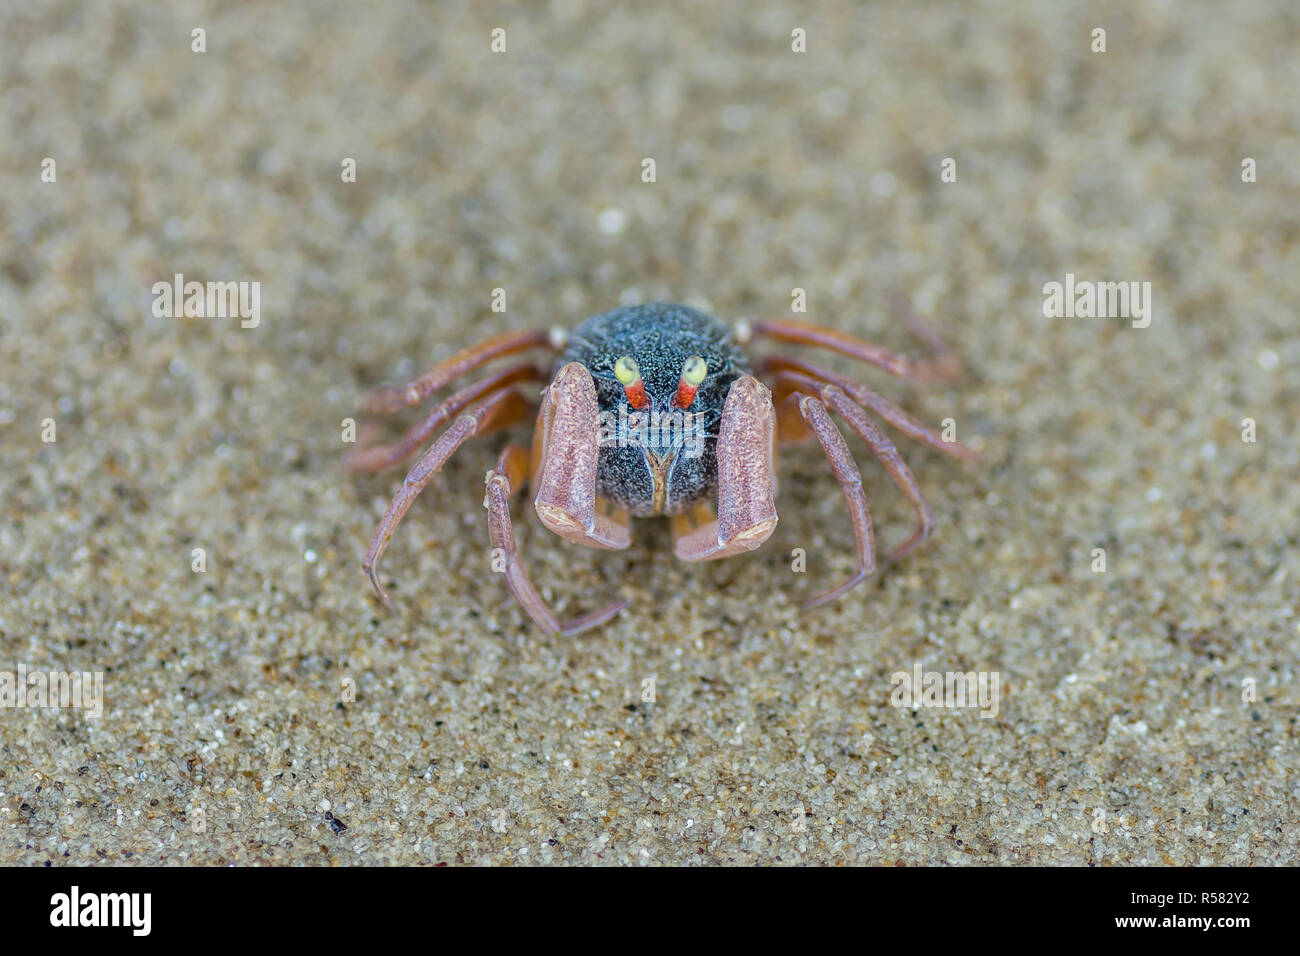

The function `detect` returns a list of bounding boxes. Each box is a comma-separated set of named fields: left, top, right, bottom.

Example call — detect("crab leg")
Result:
left=785, top=392, right=877, bottom=607
left=771, top=368, right=938, bottom=563
left=760, top=355, right=979, bottom=462
left=750, top=299, right=961, bottom=384
left=671, top=375, right=779, bottom=562
left=485, top=444, right=629, bottom=637
left=825, top=387, right=932, bottom=561
left=347, top=361, right=549, bottom=473
left=362, top=328, right=555, bottom=415
left=361, top=386, right=535, bottom=607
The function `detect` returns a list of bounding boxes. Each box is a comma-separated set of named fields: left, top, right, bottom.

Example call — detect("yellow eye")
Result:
left=674, top=356, right=708, bottom=408
left=681, top=355, right=708, bottom=387
left=614, top=355, right=648, bottom=409
left=614, top=355, right=640, bottom=386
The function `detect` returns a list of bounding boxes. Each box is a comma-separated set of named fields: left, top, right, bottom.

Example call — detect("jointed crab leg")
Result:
left=772, top=370, right=936, bottom=562
left=347, top=361, right=550, bottom=473
left=750, top=302, right=961, bottom=384
left=362, top=386, right=535, bottom=607
left=788, top=393, right=877, bottom=607
left=759, top=354, right=979, bottom=462
left=362, top=328, right=555, bottom=415
left=485, top=444, right=630, bottom=637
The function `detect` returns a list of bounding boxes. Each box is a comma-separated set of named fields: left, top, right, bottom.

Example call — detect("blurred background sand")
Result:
left=1, top=0, right=1297, bottom=864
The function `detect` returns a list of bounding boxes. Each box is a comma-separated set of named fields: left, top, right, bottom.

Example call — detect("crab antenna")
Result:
left=614, top=355, right=648, bottom=409
left=673, top=355, right=708, bottom=408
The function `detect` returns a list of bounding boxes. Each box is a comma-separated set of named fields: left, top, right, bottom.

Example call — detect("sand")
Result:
left=1, top=0, right=1297, bottom=864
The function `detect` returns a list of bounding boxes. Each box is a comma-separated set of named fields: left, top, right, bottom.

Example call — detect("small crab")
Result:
left=349, top=301, right=978, bottom=636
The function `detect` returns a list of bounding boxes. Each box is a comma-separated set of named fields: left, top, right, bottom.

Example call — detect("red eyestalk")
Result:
left=673, top=355, right=708, bottom=408
left=614, top=356, right=648, bottom=409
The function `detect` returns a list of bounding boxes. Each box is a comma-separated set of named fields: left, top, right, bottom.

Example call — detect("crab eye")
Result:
left=674, top=355, right=708, bottom=408
left=613, top=355, right=648, bottom=409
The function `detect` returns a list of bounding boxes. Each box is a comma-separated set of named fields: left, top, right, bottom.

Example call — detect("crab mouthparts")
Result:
left=645, top=448, right=675, bottom=515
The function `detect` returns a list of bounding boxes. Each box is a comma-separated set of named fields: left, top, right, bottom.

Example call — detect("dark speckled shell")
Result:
left=557, top=303, right=750, bottom=516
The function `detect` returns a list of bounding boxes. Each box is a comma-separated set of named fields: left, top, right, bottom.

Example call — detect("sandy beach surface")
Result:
left=1, top=1, right=1297, bottom=864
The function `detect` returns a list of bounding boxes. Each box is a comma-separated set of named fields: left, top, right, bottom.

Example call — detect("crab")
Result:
left=348, top=301, right=978, bottom=637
